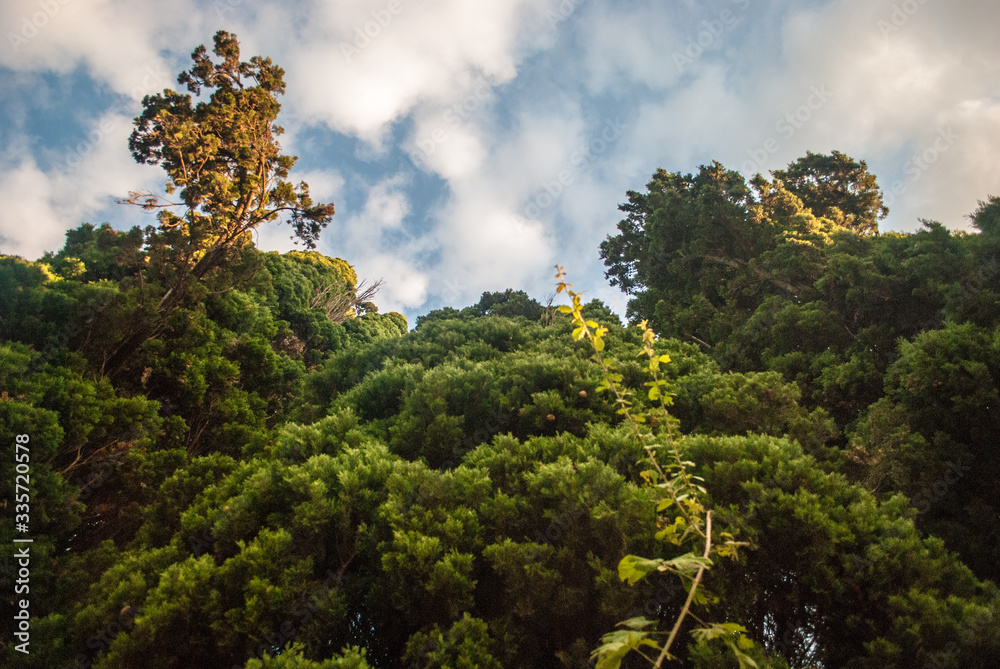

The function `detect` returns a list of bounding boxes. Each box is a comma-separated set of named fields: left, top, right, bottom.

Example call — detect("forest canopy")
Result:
left=2, top=31, right=999, bottom=669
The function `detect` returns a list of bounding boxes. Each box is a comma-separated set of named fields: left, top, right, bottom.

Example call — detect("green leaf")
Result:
left=662, top=552, right=712, bottom=576
left=592, top=630, right=660, bottom=669
left=692, top=624, right=758, bottom=668
left=691, top=623, right=749, bottom=641
left=618, top=555, right=665, bottom=585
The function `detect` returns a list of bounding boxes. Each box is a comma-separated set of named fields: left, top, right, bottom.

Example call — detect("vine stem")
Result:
left=557, top=265, right=720, bottom=666
left=655, top=511, right=712, bottom=668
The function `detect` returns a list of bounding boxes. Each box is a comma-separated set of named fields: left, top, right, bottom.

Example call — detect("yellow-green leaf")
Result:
left=618, top=555, right=666, bottom=585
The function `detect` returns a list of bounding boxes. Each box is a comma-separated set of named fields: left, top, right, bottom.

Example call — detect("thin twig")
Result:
left=655, top=511, right=712, bottom=668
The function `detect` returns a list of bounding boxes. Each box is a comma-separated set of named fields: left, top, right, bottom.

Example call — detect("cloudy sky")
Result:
left=2, top=0, right=998, bottom=322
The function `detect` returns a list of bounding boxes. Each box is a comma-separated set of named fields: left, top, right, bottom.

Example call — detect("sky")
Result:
left=2, top=0, right=999, bottom=323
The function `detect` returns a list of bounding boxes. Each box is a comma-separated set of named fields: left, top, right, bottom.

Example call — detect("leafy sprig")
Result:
left=555, top=265, right=751, bottom=669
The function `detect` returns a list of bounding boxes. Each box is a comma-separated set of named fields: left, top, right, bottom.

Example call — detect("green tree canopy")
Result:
left=128, top=30, right=333, bottom=253
left=770, top=150, right=887, bottom=235
left=103, top=31, right=334, bottom=377
left=5, top=28, right=1000, bottom=669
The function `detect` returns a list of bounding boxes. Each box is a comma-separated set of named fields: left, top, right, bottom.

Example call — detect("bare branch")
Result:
left=117, top=190, right=183, bottom=212
left=310, top=278, right=385, bottom=323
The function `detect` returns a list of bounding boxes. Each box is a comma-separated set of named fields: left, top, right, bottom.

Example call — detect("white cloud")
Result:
left=409, top=111, right=490, bottom=180
left=361, top=174, right=410, bottom=230
left=577, top=3, right=685, bottom=93
left=0, top=109, right=157, bottom=259
left=354, top=252, right=429, bottom=312
left=1, top=0, right=189, bottom=99
left=625, top=65, right=743, bottom=176
left=281, top=0, right=554, bottom=145
left=0, top=159, right=62, bottom=258
left=417, top=104, right=596, bottom=304
left=3, top=0, right=1000, bottom=318
left=294, top=168, right=346, bottom=205
left=771, top=0, right=1000, bottom=230
left=605, top=0, right=1000, bottom=236
left=300, top=170, right=430, bottom=311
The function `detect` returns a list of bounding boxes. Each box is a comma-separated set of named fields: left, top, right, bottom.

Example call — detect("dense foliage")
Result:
left=600, top=158, right=1000, bottom=591
left=3, top=32, right=999, bottom=669
left=4, top=217, right=999, bottom=667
